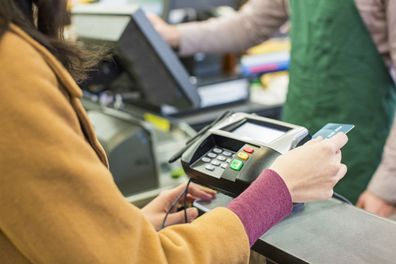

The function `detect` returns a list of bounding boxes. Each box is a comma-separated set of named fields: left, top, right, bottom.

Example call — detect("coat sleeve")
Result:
left=0, top=30, right=250, bottom=264
left=177, top=0, right=289, bottom=55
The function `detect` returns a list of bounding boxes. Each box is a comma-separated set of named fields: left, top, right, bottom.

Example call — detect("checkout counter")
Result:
left=72, top=3, right=396, bottom=263
left=199, top=195, right=396, bottom=264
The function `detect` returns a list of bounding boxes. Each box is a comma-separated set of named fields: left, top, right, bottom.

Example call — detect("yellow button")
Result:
left=237, top=152, right=249, bottom=160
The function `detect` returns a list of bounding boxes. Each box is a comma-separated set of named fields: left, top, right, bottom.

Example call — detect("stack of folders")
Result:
left=240, top=38, right=290, bottom=77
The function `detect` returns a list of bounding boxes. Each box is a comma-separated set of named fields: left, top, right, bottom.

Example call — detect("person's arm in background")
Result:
left=150, top=0, right=289, bottom=56
left=358, top=118, right=396, bottom=217
left=357, top=0, right=396, bottom=217
left=390, top=0, right=396, bottom=82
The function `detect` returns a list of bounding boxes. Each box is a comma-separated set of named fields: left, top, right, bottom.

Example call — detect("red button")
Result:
left=243, top=147, right=254, bottom=154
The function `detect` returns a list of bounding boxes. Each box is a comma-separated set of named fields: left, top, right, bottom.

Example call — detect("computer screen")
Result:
left=118, top=9, right=201, bottom=111
left=73, top=8, right=201, bottom=112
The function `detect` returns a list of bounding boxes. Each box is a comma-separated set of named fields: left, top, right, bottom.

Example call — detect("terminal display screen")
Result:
left=232, top=122, right=286, bottom=143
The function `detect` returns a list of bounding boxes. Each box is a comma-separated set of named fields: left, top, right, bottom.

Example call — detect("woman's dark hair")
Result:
left=0, top=0, right=97, bottom=82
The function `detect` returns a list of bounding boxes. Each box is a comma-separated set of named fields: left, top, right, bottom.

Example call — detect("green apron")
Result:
left=283, top=0, right=396, bottom=203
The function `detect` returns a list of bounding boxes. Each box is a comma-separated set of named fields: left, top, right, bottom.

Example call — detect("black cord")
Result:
left=168, top=111, right=234, bottom=163
left=332, top=192, right=353, bottom=205
left=161, top=191, right=184, bottom=229
left=183, top=179, right=193, bottom=224
left=185, top=111, right=234, bottom=145
left=161, top=179, right=193, bottom=229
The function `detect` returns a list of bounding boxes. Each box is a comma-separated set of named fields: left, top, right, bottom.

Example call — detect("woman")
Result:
left=151, top=0, right=396, bottom=205
left=0, top=1, right=348, bottom=263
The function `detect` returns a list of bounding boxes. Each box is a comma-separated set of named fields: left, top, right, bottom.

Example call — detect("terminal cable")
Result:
left=332, top=192, right=352, bottom=205
left=168, top=111, right=234, bottom=163
left=183, top=179, right=193, bottom=223
left=161, top=179, right=193, bottom=229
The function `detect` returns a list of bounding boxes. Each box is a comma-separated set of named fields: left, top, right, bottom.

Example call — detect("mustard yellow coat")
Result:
left=0, top=25, right=249, bottom=263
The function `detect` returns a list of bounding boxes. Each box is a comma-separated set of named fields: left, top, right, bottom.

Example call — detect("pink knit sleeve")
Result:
left=228, top=169, right=293, bottom=246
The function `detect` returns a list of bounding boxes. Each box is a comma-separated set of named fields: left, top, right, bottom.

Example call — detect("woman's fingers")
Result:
left=305, top=136, right=323, bottom=146
left=334, top=150, right=342, bottom=164
left=327, top=133, right=349, bottom=152
left=163, top=182, right=215, bottom=206
left=163, top=183, right=188, bottom=202
left=335, top=164, right=348, bottom=182
left=187, top=183, right=216, bottom=200
left=195, top=184, right=217, bottom=195
left=165, top=208, right=199, bottom=226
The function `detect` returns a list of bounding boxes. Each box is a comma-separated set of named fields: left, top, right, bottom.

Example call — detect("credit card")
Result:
left=312, top=123, right=355, bottom=139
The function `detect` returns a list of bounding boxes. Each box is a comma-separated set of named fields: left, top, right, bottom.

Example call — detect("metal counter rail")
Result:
left=194, top=193, right=396, bottom=264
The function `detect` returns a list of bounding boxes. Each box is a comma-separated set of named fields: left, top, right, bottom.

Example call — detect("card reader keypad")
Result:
left=201, top=148, right=235, bottom=174
left=200, top=146, right=257, bottom=172
left=194, top=145, right=258, bottom=180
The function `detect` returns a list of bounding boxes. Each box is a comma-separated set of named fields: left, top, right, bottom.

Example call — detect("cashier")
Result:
left=0, top=0, right=350, bottom=263
left=150, top=0, right=396, bottom=205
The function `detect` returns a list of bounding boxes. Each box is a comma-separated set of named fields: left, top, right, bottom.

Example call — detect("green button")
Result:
left=230, top=159, right=244, bottom=171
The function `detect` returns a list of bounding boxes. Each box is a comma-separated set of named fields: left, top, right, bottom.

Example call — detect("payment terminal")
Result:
left=180, top=113, right=310, bottom=197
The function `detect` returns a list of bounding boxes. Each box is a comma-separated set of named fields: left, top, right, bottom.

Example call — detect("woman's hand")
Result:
left=147, top=14, right=181, bottom=48
left=141, top=182, right=216, bottom=230
left=270, top=133, right=348, bottom=203
left=357, top=191, right=396, bottom=218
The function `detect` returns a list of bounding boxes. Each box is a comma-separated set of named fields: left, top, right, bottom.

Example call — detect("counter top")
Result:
left=194, top=193, right=396, bottom=264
